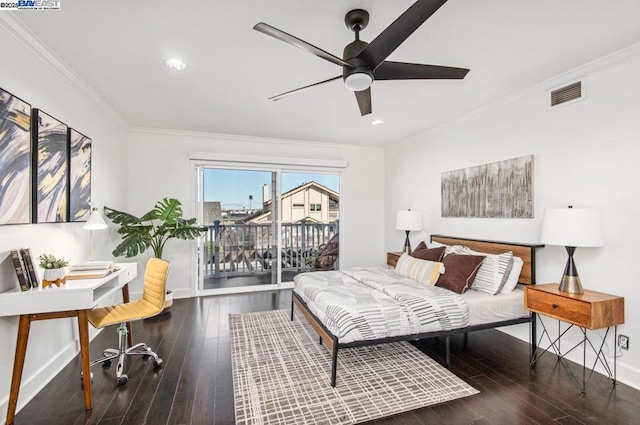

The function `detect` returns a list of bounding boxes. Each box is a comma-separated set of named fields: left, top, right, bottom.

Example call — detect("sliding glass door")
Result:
left=197, top=165, right=340, bottom=292
left=279, top=172, right=340, bottom=280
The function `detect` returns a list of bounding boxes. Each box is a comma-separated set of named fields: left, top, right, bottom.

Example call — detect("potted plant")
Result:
left=38, top=253, right=69, bottom=288
left=104, top=197, right=204, bottom=260
left=105, top=198, right=205, bottom=313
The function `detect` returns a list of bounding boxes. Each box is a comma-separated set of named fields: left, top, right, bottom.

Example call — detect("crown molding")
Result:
left=129, top=126, right=385, bottom=152
left=0, top=14, right=130, bottom=129
left=391, top=41, right=640, bottom=148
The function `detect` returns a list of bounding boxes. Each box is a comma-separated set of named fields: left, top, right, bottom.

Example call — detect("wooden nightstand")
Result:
left=525, top=283, right=625, bottom=392
left=386, top=252, right=403, bottom=267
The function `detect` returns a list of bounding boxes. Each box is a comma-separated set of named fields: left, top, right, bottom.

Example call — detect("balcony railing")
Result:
left=203, top=219, right=339, bottom=278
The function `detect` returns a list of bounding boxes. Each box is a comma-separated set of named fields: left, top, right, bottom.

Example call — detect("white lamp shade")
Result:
left=540, top=208, right=604, bottom=247
left=83, top=208, right=108, bottom=230
left=395, top=210, right=423, bottom=231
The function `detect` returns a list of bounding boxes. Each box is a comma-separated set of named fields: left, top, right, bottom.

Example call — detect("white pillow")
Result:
left=460, top=247, right=514, bottom=295
left=428, top=241, right=465, bottom=256
left=500, top=256, right=524, bottom=293
left=395, top=253, right=445, bottom=285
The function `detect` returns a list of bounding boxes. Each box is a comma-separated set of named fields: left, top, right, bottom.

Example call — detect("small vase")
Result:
left=43, top=267, right=67, bottom=288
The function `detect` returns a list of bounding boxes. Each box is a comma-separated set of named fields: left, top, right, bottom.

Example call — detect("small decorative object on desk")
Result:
left=38, top=253, right=69, bottom=288
left=67, top=261, right=115, bottom=280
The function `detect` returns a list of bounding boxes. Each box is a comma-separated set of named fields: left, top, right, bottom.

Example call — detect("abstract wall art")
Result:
left=0, top=88, right=32, bottom=225
left=441, top=155, right=534, bottom=218
left=32, top=109, right=68, bottom=223
left=68, top=128, right=92, bottom=221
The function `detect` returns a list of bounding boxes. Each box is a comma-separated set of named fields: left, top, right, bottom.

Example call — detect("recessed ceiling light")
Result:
left=371, top=119, right=384, bottom=126
left=165, top=58, right=187, bottom=71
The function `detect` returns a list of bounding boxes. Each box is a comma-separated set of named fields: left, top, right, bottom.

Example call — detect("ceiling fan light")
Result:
left=344, top=72, right=373, bottom=91
left=165, top=58, right=187, bottom=71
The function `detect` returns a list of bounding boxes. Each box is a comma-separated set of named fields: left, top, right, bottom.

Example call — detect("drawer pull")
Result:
left=552, top=303, right=558, bottom=309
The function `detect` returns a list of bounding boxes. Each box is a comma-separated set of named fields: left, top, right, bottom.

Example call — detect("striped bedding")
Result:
left=293, top=267, right=469, bottom=344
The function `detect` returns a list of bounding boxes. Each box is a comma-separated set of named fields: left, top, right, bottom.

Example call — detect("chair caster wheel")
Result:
left=102, top=360, right=112, bottom=369
left=117, top=375, right=129, bottom=386
left=153, top=358, right=163, bottom=369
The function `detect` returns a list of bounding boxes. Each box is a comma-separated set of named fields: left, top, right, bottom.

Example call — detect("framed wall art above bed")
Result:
left=441, top=155, right=534, bottom=218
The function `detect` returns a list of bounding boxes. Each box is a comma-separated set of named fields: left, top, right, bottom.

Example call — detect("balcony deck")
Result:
left=202, top=271, right=300, bottom=290
left=202, top=219, right=338, bottom=290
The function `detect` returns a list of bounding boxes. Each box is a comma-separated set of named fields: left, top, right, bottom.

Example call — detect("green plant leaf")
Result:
left=104, top=206, right=142, bottom=226
left=106, top=198, right=204, bottom=259
left=169, top=224, right=206, bottom=240
left=112, top=232, right=153, bottom=258
left=152, top=198, right=183, bottom=225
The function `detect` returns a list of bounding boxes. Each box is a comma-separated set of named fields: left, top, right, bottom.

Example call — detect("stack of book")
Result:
left=10, top=248, right=39, bottom=291
left=66, top=261, right=116, bottom=280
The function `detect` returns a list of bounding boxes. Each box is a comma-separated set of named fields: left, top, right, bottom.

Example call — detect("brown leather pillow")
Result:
left=436, top=254, right=485, bottom=294
left=411, top=245, right=446, bottom=262
left=413, top=241, right=427, bottom=251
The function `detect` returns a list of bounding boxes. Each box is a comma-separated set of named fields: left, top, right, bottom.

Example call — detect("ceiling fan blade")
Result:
left=254, top=23, right=353, bottom=68
left=375, top=61, right=469, bottom=80
left=354, top=88, right=372, bottom=116
left=268, top=76, right=342, bottom=101
left=357, top=0, right=448, bottom=69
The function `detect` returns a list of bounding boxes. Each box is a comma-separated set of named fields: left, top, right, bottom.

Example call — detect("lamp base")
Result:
left=558, top=275, right=583, bottom=294
left=403, top=230, right=412, bottom=255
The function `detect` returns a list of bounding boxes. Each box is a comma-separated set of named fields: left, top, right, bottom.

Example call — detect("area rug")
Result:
left=230, top=309, right=479, bottom=425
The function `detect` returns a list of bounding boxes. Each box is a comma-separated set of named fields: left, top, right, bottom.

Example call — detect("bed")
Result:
left=291, top=235, right=544, bottom=387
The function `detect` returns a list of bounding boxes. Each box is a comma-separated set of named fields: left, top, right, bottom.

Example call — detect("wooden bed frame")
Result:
left=291, top=234, right=545, bottom=387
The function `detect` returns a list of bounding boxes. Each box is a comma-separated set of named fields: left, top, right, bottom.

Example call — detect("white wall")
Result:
left=125, top=129, right=386, bottom=298
left=385, top=46, right=640, bottom=388
left=0, top=21, right=129, bottom=421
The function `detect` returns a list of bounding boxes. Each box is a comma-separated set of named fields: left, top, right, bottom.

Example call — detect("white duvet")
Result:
left=294, top=267, right=470, bottom=344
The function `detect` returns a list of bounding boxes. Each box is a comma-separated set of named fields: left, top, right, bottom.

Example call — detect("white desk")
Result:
left=0, top=263, right=137, bottom=425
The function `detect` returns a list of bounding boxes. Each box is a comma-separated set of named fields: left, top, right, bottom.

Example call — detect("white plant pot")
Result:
left=43, top=268, right=67, bottom=288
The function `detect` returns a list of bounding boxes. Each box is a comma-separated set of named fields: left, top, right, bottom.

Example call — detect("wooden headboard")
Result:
left=431, top=235, right=544, bottom=285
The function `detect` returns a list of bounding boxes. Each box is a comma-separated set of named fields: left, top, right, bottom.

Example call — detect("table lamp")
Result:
left=540, top=206, right=604, bottom=294
left=395, top=209, right=422, bottom=255
left=83, top=207, right=108, bottom=261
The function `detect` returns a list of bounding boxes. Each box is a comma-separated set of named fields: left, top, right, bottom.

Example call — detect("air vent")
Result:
left=550, top=81, right=583, bottom=107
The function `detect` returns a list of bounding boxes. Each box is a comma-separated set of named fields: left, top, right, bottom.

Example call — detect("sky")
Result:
left=203, top=169, right=340, bottom=210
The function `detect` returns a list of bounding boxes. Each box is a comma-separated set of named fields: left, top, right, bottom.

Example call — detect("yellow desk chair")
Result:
left=88, top=258, right=170, bottom=386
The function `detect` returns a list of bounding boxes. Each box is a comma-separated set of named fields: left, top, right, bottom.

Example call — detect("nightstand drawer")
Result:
left=525, top=284, right=624, bottom=329
left=525, top=289, right=591, bottom=327
left=387, top=252, right=402, bottom=267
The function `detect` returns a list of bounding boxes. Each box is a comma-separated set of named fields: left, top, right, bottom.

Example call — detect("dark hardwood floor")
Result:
left=14, top=290, right=640, bottom=425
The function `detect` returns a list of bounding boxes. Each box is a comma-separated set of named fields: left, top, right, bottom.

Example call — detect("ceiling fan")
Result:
left=254, top=0, right=470, bottom=116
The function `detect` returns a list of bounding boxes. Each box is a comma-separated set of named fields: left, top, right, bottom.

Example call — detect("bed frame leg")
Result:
left=445, top=335, right=451, bottom=368
left=291, top=297, right=295, bottom=321
left=331, top=345, right=338, bottom=387
left=319, top=336, right=322, bottom=345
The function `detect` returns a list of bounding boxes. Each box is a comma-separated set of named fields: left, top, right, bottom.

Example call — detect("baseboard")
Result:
left=614, top=361, right=640, bottom=390
left=170, top=287, right=193, bottom=299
